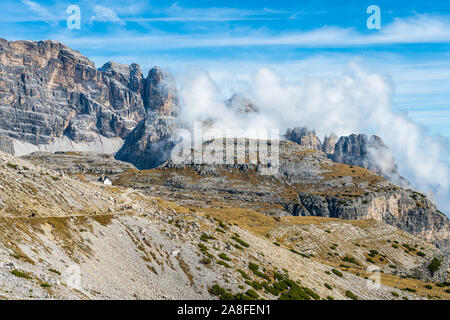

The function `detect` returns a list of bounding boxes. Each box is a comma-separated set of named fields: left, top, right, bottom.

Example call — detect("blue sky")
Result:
left=0, top=0, right=449, bottom=139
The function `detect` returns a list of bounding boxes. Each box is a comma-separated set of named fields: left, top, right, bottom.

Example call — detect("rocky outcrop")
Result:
left=143, top=67, right=179, bottom=116
left=322, top=133, right=338, bottom=154
left=115, top=114, right=178, bottom=170
left=330, top=134, right=409, bottom=187
left=284, top=127, right=322, bottom=151
left=225, top=94, right=258, bottom=114
left=0, top=135, right=14, bottom=154
left=22, top=151, right=135, bottom=176
left=295, top=191, right=449, bottom=243
left=0, top=39, right=146, bottom=151
left=0, top=39, right=185, bottom=158
left=115, top=66, right=181, bottom=169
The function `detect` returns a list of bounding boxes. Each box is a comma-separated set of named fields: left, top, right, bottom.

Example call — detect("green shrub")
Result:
left=424, top=284, right=433, bottom=289
left=366, top=257, right=375, bottom=264
left=232, top=236, right=249, bottom=248
left=248, top=262, right=270, bottom=281
left=246, top=289, right=259, bottom=299
left=391, top=291, right=399, bottom=297
left=278, top=280, right=311, bottom=300
left=303, top=287, right=320, bottom=300
left=237, top=269, right=251, bottom=280
left=11, top=269, right=31, bottom=279
left=249, top=281, right=263, bottom=290
left=209, top=284, right=228, bottom=299
left=331, top=269, right=343, bottom=277
left=392, top=244, right=399, bottom=249
left=218, top=253, right=231, bottom=261
left=417, top=251, right=426, bottom=257
left=273, top=272, right=284, bottom=281
left=324, top=283, right=332, bottom=290
left=405, top=288, right=417, bottom=292
left=345, top=290, right=358, bottom=300
left=273, top=242, right=280, bottom=246
left=6, top=163, right=18, bottom=169
left=326, top=296, right=334, bottom=300
left=343, top=256, right=360, bottom=266
left=217, top=260, right=231, bottom=268
left=200, top=233, right=215, bottom=242
left=48, top=268, right=61, bottom=275
left=428, top=258, right=442, bottom=273
left=201, top=257, right=212, bottom=265
left=40, top=283, right=51, bottom=288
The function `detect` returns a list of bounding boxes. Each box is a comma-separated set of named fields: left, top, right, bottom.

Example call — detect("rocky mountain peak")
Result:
left=323, top=133, right=338, bottom=154
left=226, top=94, right=258, bottom=114
left=144, top=66, right=179, bottom=116
left=331, top=133, right=408, bottom=186
left=284, top=127, right=322, bottom=151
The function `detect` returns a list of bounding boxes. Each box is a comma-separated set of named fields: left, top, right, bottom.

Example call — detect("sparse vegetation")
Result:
left=218, top=253, right=231, bottom=261
left=200, top=233, right=216, bottom=242
left=345, top=290, right=358, bottom=300
left=11, top=269, right=32, bottom=279
left=48, top=268, right=61, bottom=275
left=343, top=256, right=360, bottom=266
left=231, top=236, right=249, bottom=248
left=428, top=257, right=442, bottom=273
left=331, top=268, right=343, bottom=277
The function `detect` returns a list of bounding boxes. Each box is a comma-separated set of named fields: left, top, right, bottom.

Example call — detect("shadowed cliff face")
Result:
left=0, top=39, right=146, bottom=146
left=114, top=67, right=181, bottom=169
left=0, top=39, right=183, bottom=158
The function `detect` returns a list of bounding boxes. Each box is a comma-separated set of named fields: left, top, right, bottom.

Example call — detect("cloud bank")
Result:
left=174, top=63, right=450, bottom=214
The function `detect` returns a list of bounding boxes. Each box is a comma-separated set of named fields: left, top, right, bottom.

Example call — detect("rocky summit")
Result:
left=0, top=39, right=448, bottom=300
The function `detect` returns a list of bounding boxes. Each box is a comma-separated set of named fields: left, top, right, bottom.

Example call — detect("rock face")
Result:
left=0, top=39, right=146, bottom=150
left=22, top=151, right=136, bottom=176
left=225, top=94, right=258, bottom=114
left=0, top=135, right=14, bottom=154
left=115, top=67, right=180, bottom=169
left=322, top=133, right=338, bottom=154
left=330, top=134, right=409, bottom=186
left=115, top=114, right=177, bottom=169
left=0, top=39, right=182, bottom=157
left=284, top=127, right=322, bottom=151
left=143, top=67, right=179, bottom=116
left=124, top=139, right=448, bottom=245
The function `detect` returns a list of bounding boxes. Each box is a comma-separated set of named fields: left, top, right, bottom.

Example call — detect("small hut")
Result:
left=98, top=175, right=112, bottom=186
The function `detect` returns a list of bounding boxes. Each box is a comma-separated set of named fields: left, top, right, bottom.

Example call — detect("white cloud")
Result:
left=174, top=63, right=450, bottom=214
left=60, top=14, right=450, bottom=49
left=20, top=0, right=58, bottom=25
left=89, top=5, right=126, bottom=26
